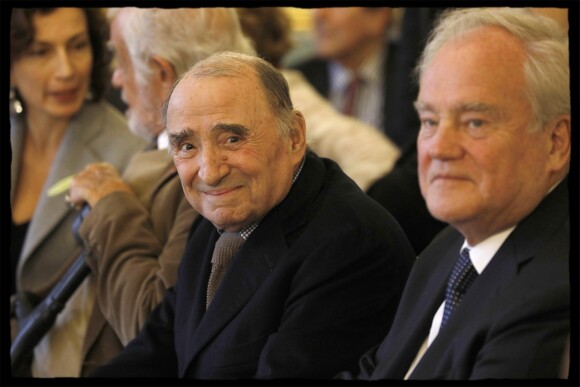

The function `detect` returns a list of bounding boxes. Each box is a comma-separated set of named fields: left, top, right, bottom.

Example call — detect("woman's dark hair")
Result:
left=10, top=8, right=112, bottom=100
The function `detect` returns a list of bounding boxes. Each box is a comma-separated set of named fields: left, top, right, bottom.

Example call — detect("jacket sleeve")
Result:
left=80, top=177, right=196, bottom=345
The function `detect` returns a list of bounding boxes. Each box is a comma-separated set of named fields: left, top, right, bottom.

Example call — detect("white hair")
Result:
left=108, top=7, right=255, bottom=86
left=417, top=7, right=569, bottom=131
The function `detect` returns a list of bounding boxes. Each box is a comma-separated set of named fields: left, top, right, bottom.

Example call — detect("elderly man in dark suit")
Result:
left=90, top=51, right=415, bottom=379
left=339, top=7, right=571, bottom=380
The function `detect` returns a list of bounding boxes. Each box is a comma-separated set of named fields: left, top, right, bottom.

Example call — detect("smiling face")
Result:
left=416, top=26, right=556, bottom=245
left=166, top=71, right=305, bottom=232
left=10, top=8, right=93, bottom=122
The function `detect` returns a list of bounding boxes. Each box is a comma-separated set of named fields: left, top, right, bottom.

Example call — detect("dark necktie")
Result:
left=440, top=247, right=478, bottom=329
left=342, top=76, right=362, bottom=116
left=206, top=232, right=245, bottom=308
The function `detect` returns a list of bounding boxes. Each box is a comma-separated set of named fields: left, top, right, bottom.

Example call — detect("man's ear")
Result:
left=150, top=56, right=177, bottom=89
left=289, top=110, right=307, bottom=154
left=547, top=114, right=571, bottom=174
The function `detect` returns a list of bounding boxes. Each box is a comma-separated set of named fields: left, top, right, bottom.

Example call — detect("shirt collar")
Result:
left=462, top=178, right=565, bottom=273
left=329, top=62, right=352, bottom=94
left=292, top=154, right=306, bottom=183
left=461, top=226, right=516, bottom=274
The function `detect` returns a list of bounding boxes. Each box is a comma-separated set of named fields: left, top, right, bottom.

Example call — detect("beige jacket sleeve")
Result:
left=283, top=69, right=400, bottom=191
left=80, top=154, right=197, bottom=345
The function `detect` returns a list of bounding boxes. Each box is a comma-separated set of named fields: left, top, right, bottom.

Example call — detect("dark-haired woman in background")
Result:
left=10, top=8, right=144, bottom=376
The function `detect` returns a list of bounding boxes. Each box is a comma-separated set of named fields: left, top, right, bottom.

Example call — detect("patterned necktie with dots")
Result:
left=440, top=247, right=478, bottom=329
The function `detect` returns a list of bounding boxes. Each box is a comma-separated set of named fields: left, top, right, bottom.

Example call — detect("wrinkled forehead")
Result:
left=166, top=72, right=273, bottom=130
left=173, top=70, right=268, bottom=108
left=419, top=26, right=527, bottom=93
left=422, top=25, right=526, bottom=79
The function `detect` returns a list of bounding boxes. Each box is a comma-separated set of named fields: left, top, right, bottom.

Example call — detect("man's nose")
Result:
left=198, top=147, right=229, bottom=186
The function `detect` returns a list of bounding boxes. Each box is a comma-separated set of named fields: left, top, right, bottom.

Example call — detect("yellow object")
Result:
left=47, top=175, right=74, bottom=197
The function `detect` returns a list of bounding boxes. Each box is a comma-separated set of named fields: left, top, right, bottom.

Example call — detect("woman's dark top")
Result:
left=11, top=220, right=29, bottom=295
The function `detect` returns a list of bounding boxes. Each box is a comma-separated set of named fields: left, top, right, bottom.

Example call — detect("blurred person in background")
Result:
left=237, top=7, right=400, bottom=192
left=290, top=7, right=445, bottom=254
left=10, top=7, right=145, bottom=377
left=338, top=7, right=571, bottom=380
left=365, top=7, right=447, bottom=255
left=292, top=7, right=419, bottom=151
left=64, top=7, right=254, bottom=376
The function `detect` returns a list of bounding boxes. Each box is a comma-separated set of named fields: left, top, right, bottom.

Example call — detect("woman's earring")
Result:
left=85, top=88, right=94, bottom=102
left=10, top=88, right=23, bottom=114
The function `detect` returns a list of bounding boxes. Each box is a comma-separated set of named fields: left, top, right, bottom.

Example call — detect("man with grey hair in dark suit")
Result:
left=90, top=51, right=416, bottom=379
left=339, top=7, right=571, bottom=380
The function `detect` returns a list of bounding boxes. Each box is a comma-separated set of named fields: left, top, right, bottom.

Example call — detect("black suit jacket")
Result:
left=342, top=179, right=570, bottom=380
left=92, top=151, right=416, bottom=379
left=292, top=39, right=419, bottom=151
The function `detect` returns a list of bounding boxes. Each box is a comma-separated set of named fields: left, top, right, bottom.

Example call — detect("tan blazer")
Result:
left=10, top=101, right=146, bottom=295
left=10, top=101, right=146, bottom=377
left=78, top=149, right=198, bottom=375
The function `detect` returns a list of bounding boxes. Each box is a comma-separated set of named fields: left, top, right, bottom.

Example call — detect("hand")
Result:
left=67, top=162, right=133, bottom=208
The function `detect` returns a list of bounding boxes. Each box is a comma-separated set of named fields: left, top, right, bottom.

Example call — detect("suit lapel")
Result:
left=424, top=238, right=518, bottom=351
left=429, top=180, right=569, bottom=352
left=413, top=233, right=523, bottom=379
left=19, top=105, right=106, bottom=269
left=375, top=230, right=462, bottom=378
left=185, top=220, right=289, bottom=366
left=180, top=152, right=325, bottom=374
left=10, top=115, right=25, bottom=204
left=411, top=179, right=569, bottom=378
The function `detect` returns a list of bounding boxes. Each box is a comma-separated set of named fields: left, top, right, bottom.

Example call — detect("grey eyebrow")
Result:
left=456, top=103, right=498, bottom=114
left=210, top=122, right=249, bottom=137
left=414, top=101, right=432, bottom=113
left=414, top=101, right=502, bottom=117
left=168, top=127, right=195, bottom=147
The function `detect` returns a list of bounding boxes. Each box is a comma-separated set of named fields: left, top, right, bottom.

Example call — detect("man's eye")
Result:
left=173, top=143, right=197, bottom=159
left=467, top=119, right=484, bottom=128
left=226, top=136, right=240, bottom=144
left=464, top=119, right=490, bottom=138
left=419, top=118, right=438, bottom=135
left=422, top=119, right=437, bottom=128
